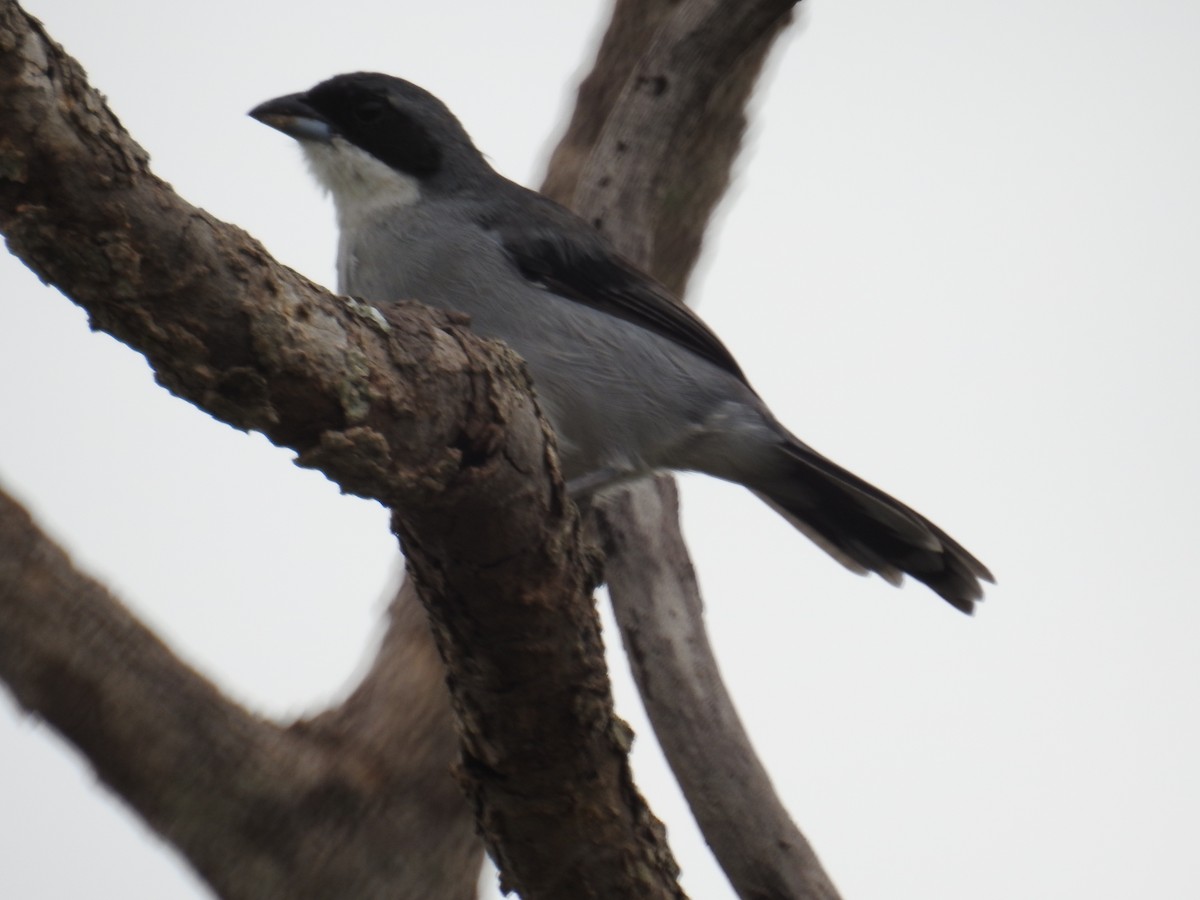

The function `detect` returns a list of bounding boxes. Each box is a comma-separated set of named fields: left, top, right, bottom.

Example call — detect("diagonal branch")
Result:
left=0, top=486, right=480, bottom=900
left=0, top=1, right=684, bottom=896
left=542, top=1, right=843, bottom=897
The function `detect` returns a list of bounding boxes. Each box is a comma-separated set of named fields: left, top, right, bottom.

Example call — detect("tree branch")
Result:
left=0, top=486, right=481, bottom=900
left=0, top=1, right=683, bottom=896
left=542, top=1, right=842, bottom=897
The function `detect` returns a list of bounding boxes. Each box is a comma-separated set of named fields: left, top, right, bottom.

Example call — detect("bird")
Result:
left=250, top=72, right=993, bottom=612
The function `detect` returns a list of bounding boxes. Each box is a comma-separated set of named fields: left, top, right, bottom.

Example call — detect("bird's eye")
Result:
left=355, top=99, right=386, bottom=122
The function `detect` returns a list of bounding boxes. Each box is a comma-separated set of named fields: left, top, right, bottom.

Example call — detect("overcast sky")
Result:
left=2, top=1, right=1199, bottom=898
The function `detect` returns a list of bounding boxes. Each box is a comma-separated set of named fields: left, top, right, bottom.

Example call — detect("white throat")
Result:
left=300, top=137, right=422, bottom=231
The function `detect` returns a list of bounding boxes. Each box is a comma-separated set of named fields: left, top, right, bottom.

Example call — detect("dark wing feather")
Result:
left=481, top=191, right=750, bottom=386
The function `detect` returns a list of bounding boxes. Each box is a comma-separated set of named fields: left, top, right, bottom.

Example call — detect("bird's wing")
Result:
left=482, top=192, right=750, bottom=385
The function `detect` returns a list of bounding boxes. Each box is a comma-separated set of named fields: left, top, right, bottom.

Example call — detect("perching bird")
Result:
left=250, top=72, right=993, bottom=612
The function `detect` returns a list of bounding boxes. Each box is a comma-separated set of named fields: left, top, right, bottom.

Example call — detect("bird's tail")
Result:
left=745, top=438, right=993, bottom=613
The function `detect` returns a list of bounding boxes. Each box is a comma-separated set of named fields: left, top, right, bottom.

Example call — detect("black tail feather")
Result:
left=752, top=441, right=993, bottom=613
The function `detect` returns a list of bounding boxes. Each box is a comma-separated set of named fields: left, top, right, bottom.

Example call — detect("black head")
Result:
left=250, top=72, right=488, bottom=186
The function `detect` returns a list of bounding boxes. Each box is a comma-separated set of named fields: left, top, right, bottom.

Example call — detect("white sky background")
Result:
left=2, top=0, right=1198, bottom=897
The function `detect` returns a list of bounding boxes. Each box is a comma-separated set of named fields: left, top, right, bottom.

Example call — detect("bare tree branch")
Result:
left=599, top=481, right=841, bottom=900
left=0, top=1, right=685, bottom=896
left=0, top=486, right=480, bottom=900
left=542, top=1, right=843, bottom=897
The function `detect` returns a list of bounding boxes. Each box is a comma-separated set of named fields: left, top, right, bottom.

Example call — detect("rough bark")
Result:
left=0, top=1, right=683, bottom=897
left=0, top=488, right=480, bottom=900
left=543, top=2, right=843, bottom=898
